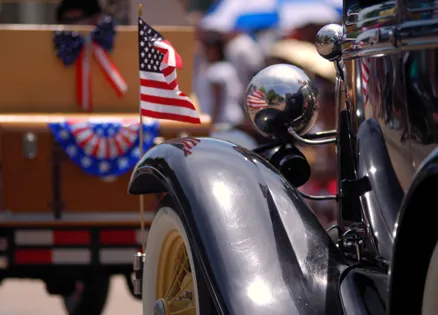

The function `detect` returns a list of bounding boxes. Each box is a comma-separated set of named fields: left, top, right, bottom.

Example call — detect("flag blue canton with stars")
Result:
left=49, top=119, right=159, bottom=177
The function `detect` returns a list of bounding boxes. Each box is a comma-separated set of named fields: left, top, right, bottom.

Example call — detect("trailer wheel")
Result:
left=62, top=274, right=110, bottom=315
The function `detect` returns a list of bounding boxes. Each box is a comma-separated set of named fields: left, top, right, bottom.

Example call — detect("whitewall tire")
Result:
left=142, top=198, right=214, bottom=315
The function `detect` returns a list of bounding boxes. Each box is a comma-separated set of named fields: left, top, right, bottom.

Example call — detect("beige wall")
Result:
left=129, top=0, right=189, bottom=25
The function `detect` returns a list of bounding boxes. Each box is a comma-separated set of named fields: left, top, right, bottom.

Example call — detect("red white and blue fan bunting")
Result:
left=49, top=119, right=159, bottom=177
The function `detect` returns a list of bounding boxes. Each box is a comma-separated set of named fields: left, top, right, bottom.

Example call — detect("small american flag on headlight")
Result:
left=247, top=89, right=268, bottom=109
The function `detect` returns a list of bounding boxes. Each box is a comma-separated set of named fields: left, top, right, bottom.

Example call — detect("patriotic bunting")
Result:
left=54, top=16, right=127, bottom=112
left=49, top=119, right=159, bottom=177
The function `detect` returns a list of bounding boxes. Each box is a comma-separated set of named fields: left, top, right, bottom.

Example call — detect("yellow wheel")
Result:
left=143, top=197, right=215, bottom=315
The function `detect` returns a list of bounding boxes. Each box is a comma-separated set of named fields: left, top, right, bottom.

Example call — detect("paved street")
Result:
left=0, top=276, right=141, bottom=315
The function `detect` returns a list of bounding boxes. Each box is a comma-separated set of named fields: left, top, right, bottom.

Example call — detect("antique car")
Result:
left=0, top=21, right=209, bottom=315
left=128, top=0, right=438, bottom=314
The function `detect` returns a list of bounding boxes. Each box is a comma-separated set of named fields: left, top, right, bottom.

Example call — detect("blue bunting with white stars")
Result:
left=49, top=119, right=159, bottom=177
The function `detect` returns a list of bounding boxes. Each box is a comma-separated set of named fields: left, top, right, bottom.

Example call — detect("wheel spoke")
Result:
left=168, top=276, right=193, bottom=305
left=165, top=248, right=188, bottom=299
left=155, top=224, right=197, bottom=315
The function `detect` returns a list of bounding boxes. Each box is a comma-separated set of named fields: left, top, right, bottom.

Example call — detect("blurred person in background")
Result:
left=254, top=28, right=282, bottom=57
left=194, top=30, right=257, bottom=149
left=198, top=23, right=265, bottom=90
left=56, top=0, right=102, bottom=24
left=197, top=14, right=266, bottom=145
left=222, top=30, right=265, bottom=91
left=267, top=38, right=338, bottom=228
left=196, top=1, right=266, bottom=88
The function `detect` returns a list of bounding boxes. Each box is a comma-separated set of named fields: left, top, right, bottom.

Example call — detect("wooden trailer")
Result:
left=0, top=22, right=210, bottom=315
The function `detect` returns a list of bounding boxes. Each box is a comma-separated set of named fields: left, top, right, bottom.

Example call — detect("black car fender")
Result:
left=388, top=147, right=438, bottom=315
left=356, top=118, right=404, bottom=261
left=128, top=137, right=347, bottom=315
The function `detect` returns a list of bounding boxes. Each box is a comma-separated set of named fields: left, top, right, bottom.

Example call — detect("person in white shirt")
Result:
left=194, top=31, right=257, bottom=149
left=223, top=32, right=265, bottom=89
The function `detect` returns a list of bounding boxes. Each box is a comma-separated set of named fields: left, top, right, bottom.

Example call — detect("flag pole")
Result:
left=138, top=3, right=146, bottom=254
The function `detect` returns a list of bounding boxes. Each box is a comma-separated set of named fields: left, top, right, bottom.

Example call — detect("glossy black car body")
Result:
left=344, top=0, right=438, bottom=313
left=129, top=0, right=438, bottom=314
left=130, top=138, right=350, bottom=314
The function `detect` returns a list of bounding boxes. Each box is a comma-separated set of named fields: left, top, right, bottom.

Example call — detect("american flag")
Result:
left=361, top=58, right=371, bottom=105
left=138, top=17, right=200, bottom=124
left=167, top=138, right=200, bottom=157
left=246, top=89, right=268, bottom=109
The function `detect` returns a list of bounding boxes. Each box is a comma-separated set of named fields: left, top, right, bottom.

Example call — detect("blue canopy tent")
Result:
left=200, top=0, right=342, bottom=33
